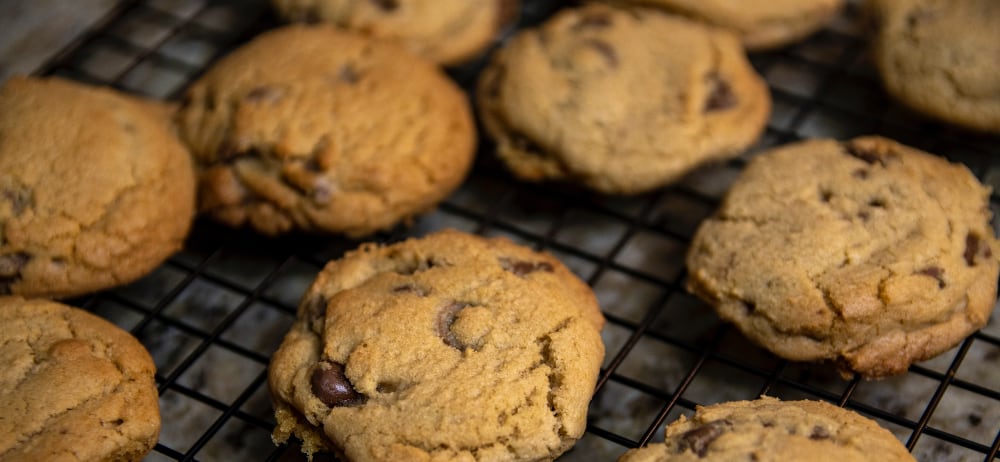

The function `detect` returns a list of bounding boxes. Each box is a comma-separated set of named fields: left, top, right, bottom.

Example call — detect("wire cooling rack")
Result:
left=26, top=0, right=1000, bottom=460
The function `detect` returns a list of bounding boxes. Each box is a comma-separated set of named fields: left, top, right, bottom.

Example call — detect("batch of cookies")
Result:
left=0, top=0, right=996, bottom=460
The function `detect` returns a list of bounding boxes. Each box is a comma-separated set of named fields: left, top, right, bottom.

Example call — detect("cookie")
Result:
left=686, top=136, right=999, bottom=378
left=269, top=229, right=605, bottom=460
left=270, top=0, right=516, bottom=65
left=477, top=4, right=770, bottom=195
left=176, top=26, right=476, bottom=237
left=867, top=0, right=1000, bottom=133
left=0, top=76, right=195, bottom=299
left=604, top=0, right=845, bottom=51
left=618, top=396, right=915, bottom=461
left=0, top=296, right=160, bottom=461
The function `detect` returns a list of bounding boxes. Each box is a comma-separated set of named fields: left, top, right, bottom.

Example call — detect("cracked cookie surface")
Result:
left=0, top=296, right=160, bottom=462
left=867, top=0, right=1000, bottom=133
left=268, top=229, right=605, bottom=461
left=618, top=396, right=915, bottom=461
left=603, top=0, right=845, bottom=51
left=176, top=25, right=476, bottom=237
left=0, top=76, right=195, bottom=299
left=686, top=136, right=999, bottom=378
left=476, top=4, right=770, bottom=195
left=270, top=0, right=516, bottom=65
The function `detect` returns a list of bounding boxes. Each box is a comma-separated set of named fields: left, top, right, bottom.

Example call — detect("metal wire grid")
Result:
left=27, top=0, right=1000, bottom=460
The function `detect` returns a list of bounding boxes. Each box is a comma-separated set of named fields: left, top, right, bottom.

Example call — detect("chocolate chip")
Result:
left=704, top=75, right=737, bottom=112
left=499, top=257, right=554, bottom=277
left=574, top=13, right=612, bottom=29
left=809, top=426, right=831, bottom=440
left=819, top=189, right=833, bottom=202
left=2, top=188, right=32, bottom=215
left=244, top=85, right=284, bottom=104
left=370, top=0, right=398, bottom=11
left=852, top=168, right=869, bottom=179
left=964, top=232, right=992, bottom=266
left=906, top=9, right=937, bottom=28
left=0, top=252, right=30, bottom=295
left=843, top=143, right=884, bottom=166
left=916, top=266, right=946, bottom=288
left=338, top=65, right=360, bottom=84
left=868, top=198, right=886, bottom=208
left=311, top=179, right=332, bottom=204
left=0, top=252, right=30, bottom=278
left=288, top=8, right=322, bottom=24
left=678, top=420, right=727, bottom=457
left=510, top=132, right=545, bottom=155
left=392, top=283, right=428, bottom=296
left=302, top=295, right=328, bottom=333
left=583, top=39, right=618, bottom=68
left=310, top=361, right=365, bottom=407
left=437, top=302, right=469, bottom=350
left=395, top=257, right=439, bottom=275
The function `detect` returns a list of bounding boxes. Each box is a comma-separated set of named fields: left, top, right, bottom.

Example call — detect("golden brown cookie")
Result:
left=686, top=136, right=999, bottom=378
left=477, top=4, right=770, bottom=195
left=176, top=25, right=476, bottom=237
left=0, top=76, right=195, bottom=299
left=270, top=0, right=517, bottom=65
left=269, top=229, right=605, bottom=460
left=619, top=397, right=915, bottom=461
left=604, top=0, right=845, bottom=51
left=867, top=0, right=1000, bottom=133
left=0, top=296, right=161, bottom=461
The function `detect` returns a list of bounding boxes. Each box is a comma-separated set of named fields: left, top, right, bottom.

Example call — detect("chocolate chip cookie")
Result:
left=604, top=0, right=845, bottom=51
left=686, top=136, right=999, bottom=378
left=176, top=25, right=476, bottom=237
left=477, top=4, right=770, bottom=195
left=618, top=396, right=915, bottom=461
left=0, top=76, right=195, bottom=299
left=0, top=296, right=160, bottom=461
left=867, top=0, right=1000, bottom=133
left=269, top=229, right=605, bottom=460
left=270, top=0, right=516, bottom=65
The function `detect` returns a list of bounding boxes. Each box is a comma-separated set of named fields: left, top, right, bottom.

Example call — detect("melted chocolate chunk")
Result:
left=437, top=302, right=469, bottom=349
left=302, top=295, right=328, bottom=331
left=370, top=0, right=399, bottom=11
left=809, top=425, right=831, bottom=440
left=338, top=65, right=360, bottom=84
left=583, top=39, right=618, bottom=68
left=843, top=143, right=884, bottom=166
left=819, top=189, right=833, bottom=203
left=2, top=188, right=32, bottom=215
left=916, top=266, right=946, bottom=288
left=574, top=13, right=612, bottom=29
left=868, top=198, right=886, bottom=208
left=499, top=257, right=554, bottom=277
left=244, top=85, right=284, bottom=104
left=392, top=283, right=428, bottom=296
left=704, top=75, right=737, bottom=112
left=0, top=252, right=30, bottom=278
left=964, top=232, right=992, bottom=266
left=311, top=361, right=365, bottom=407
left=395, top=257, right=439, bottom=275
left=289, top=8, right=321, bottom=23
left=678, top=420, right=727, bottom=457
left=510, top=132, right=545, bottom=155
